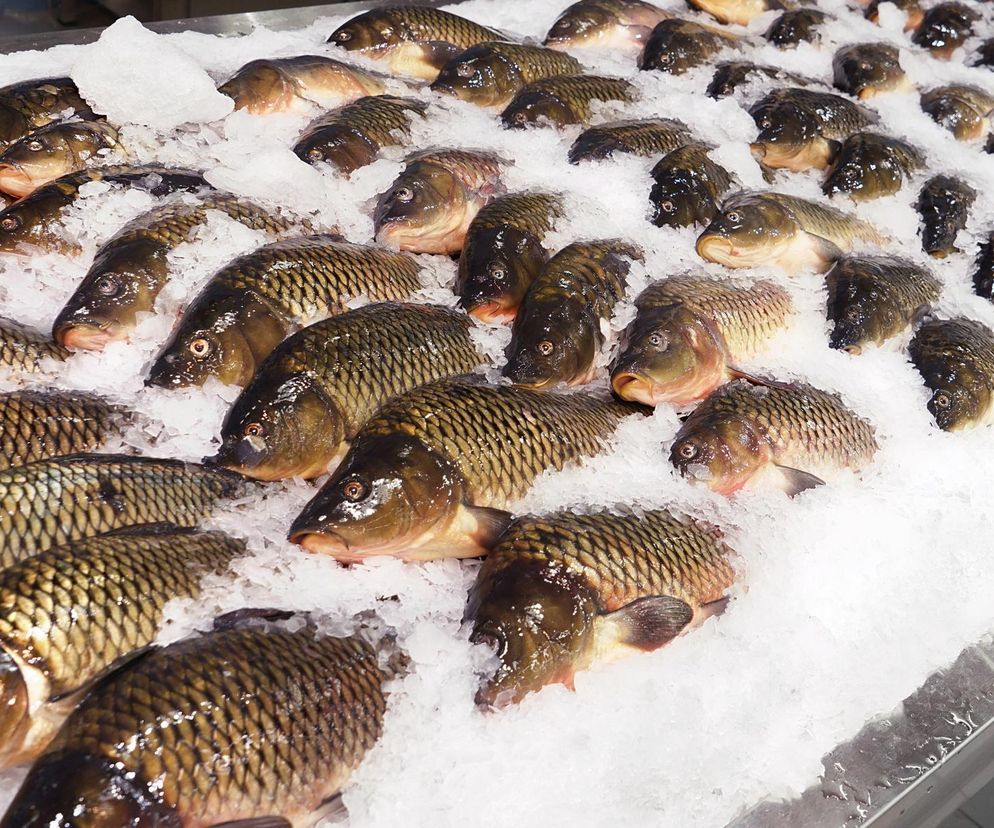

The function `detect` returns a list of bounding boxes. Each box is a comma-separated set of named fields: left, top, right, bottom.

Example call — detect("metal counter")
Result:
left=1, top=5, right=993, bottom=826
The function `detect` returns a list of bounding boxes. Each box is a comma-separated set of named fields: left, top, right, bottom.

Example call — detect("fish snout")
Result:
left=610, top=370, right=662, bottom=406
left=53, top=320, right=116, bottom=351
left=0, top=164, right=33, bottom=199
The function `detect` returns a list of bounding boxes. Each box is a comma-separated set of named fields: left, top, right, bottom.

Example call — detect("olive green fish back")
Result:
left=469, top=192, right=563, bottom=236
left=308, top=95, right=427, bottom=148
left=514, top=75, right=637, bottom=119
left=0, top=319, right=67, bottom=373
left=530, top=239, right=641, bottom=318
left=571, top=118, right=692, bottom=159
left=407, top=148, right=505, bottom=189
left=479, top=42, right=583, bottom=84
left=912, top=318, right=994, bottom=382
left=767, top=192, right=887, bottom=245
left=830, top=256, right=941, bottom=313
left=380, top=6, right=503, bottom=45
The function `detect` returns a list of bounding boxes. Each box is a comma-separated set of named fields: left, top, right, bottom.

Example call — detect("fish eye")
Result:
left=394, top=186, right=414, bottom=203
left=858, top=60, right=872, bottom=71
left=95, top=275, right=119, bottom=296
left=188, top=337, right=212, bottom=359
left=678, top=442, right=698, bottom=459
left=513, top=111, right=528, bottom=124
left=933, top=391, right=951, bottom=409
left=658, top=53, right=672, bottom=65
left=488, top=261, right=507, bottom=280
left=660, top=200, right=675, bottom=213
left=845, top=307, right=861, bottom=322
left=244, top=422, right=265, bottom=437
left=648, top=332, right=667, bottom=348
left=0, top=215, right=20, bottom=232
left=760, top=117, right=772, bottom=129
left=342, top=477, right=370, bottom=502
left=26, top=139, right=43, bottom=152
left=726, top=211, right=741, bottom=222
left=456, top=62, right=476, bottom=78
left=537, top=340, right=555, bottom=356
left=334, top=29, right=352, bottom=42
left=306, top=148, right=323, bottom=161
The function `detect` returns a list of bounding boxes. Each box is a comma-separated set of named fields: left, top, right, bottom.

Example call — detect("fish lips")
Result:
left=288, top=524, right=363, bottom=564
left=0, top=164, right=34, bottom=199
left=52, top=315, right=120, bottom=351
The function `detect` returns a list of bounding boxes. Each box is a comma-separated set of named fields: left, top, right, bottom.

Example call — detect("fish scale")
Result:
left=0, top=455, right=245, bottom=568
left=468, top=192, right=562, bottom=235
left=570, top=118, right=691, bottom=163
left=766, top=192, right=886, bottom=246
left=471, top=42, right=582, bottom=85
left=351, top=6, right=501, bottom=45
left=0, top=319, right=67, bottom=372
left=0, top=77, right=93, bottom=148
left=406, top=148, right=505, bottom=192
left=502, top=75, right=637, bottom=126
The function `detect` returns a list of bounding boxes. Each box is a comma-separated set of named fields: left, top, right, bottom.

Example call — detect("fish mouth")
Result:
left=696, top=234, right=737, bottom=264
left=429, top=80, right=457, bottom=97
left=0, top=165, right=34, bottom=199
left=611, top=371, right=666, bottom=406
left=289, top=529, right=366, bottom=564
left=465, top=299, right=516, bottom=325
left=54, top=321, right=119, bottom=351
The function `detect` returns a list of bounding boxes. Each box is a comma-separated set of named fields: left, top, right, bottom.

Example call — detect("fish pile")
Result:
left=0, top=0, right=993, bottom=823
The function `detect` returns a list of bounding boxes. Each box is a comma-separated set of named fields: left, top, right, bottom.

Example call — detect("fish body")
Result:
left=219, top=55, right=384, bottom=114
left=822, top=132, right=924, bottom=202
left=0, top=77, right=92, bottom=149
left=764, top=8, right=829, bottom=48
left=0, top=319, right=67, bottom=373
left=825, top=255, right=940, bottom=353
left=916, top=175, right=975, bottom=258
left=52, top=195, right=305, bottom=351
left=211, top=302, right=484, bottom=480
left=688, top=0, right=788, bottom=26
left=456, top=191, right=564, bottom=323
left=501, top=75, right=636, bottom=130
left=649, top=142, right=732, bottom=228
left=504, top=240, right=642, bottom=388
left=833, top=42, right=910, bottom=99
left=973, top=234, right=994, bottom=301
left=921, top=85, right=994, bottom=141
left=670, top=378, right=877, bottom=495
left=611, top=275, right=792, bottom=405
left=544, top=0, right=670, bottom=50
left=0, top=120, right=120, bottom=198
left=568, top=117, right=691, bottom=162
left=697, top=190, right=887, bottom=273
left=750, top=88, right=879, bottom=171
left=975, top=38, right=994, bottom=69
left=910, top=318, right=994, bottom=431
left=467, top=508, right=735, bottom=707
left=0, top=528, right=244, bottom=768
left=147, top=236, right=422, bottom=390
left=0, top=454, right=244, bottom=568
left=328, top=6, right=504, bottom=80
left=374, top=148, right=505, bottom=254
left=912, top=2, right=978, bottom=59
left=639, top=19, right=742, bottom=75
left=706, top=61, right=815, bottom=99
left=293, top=95, right=427, bottom=174
left=1, top=625, right=386, bottom=828
left=431, top=42, right=583, bottom=108
left=288, top=378, right=641, bottom=562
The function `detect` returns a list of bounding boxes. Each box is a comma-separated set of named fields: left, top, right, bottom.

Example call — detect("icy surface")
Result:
left=0, top=2, right=994, bottom=827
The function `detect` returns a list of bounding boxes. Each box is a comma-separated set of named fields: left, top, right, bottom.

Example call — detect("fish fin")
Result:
left=807, top=233, right=844, bottom=266
left=101, top=522, right=191, bottom=538
left=725, top=367, right=792, bottom=391
left=208, top=819, right=292, bottom=828
left=760, top=162, right=777, bottom=184
left=465, top=504, right=514, bottom=551
left=699, top=595, right=731, bottom=621
left=212, top=608, right=298, bottom=631
left=421, top=41, right=462, bottom=70
left=313, top=793, right=349, bottom=824
left=604, top=595, right=694, bottom=651
left=774, top=464, right=825, bottom=496
left=56, top=645, right=159, bottom=702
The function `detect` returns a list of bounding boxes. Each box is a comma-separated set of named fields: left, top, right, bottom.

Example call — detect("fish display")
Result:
left=764, top=9, right=830, bottom=48
left=0, top=528, right=245, bottom=768
left=568, top=117, right=691, bottom=162
left=920, top=85, right=994, bottom=141
left=670, top=378, right=878, bottom=495
left=288, top=378, right=641, bottom=562
left=0, top=318, right=67, bottom=372
left=544, top=0, right=670, bottom=50
left=916, top=175, right=976, bottom=258
left=1, top=624, right=387, bottom=828
left=0, top=77, right=93, bottom=149
left=504, top=240, right=642, bottom=388
left=455, top=191, right=564, bottom=322
left=822, top=132, right=924, bottom=202
left=210, top=302, right=483, bottom=480
left=293, top=95, right=428, bottom=174
left=467, top=508, right=735, bottom=707
left=147, top=236, right=422, bottom=389
left=912, top=2, right=978, bottom=59
left=611, top=275, right=792, bottom=406
left=501, top=75, right=637, bottom=129
left=824, top=255, right=941, bottom=353
left=639, top=19, right=742, bottom=75
left=909, top=318, right=994, bottom=431
left=328, top=6, right=503, bottom=79
left=649, top=142, right=732, bottom=228
left=832, top=43, right=910, bottom=99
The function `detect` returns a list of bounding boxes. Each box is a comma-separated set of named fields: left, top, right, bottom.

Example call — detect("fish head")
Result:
left=833, top=46, right=901, bottom=99
left=374, top=161, right=464, bottom=250
left=456, top=225, right=546, bottom=323
left=503, top=298, right=594, bottom=388
left=921, top=93, right=983, bottom=141
left=431, top=47, right=519, bottom=107
left=501, top=91, right=575, bottom=130
left=0, top=650, right=28, bottom=763
left=0, top=129, right=75, bottom=198
left=749, top=98, right=819, bottom=166
left=52, top=237, right=167, bottom=351
left=212, top=372, right=346, bottom=480
left=651, top=170, right=717, bottom=228
left=822, top=144, right=899, bottom=202
left=219, top=60, right=296, bottom=114
left=0, top=102, right=28, bottom=150
left=294, top=125, right=377, bottom=174
left=670, top=412, right=765, bottom=494
left=927, top=375, right=988, bottom=431
left=612, top=306, right=726, bottom=405
left=827, top=276, right=900, bottom=353
left=544, top=3, right=617, bottom=48
left=640, top=26, right=704, bottom=75
left=288, top=432, right=463, bottom=562
left=327, top=10, right=400, bottom=52
left=0, top=750, right=178, bottom=828
left=696, top=196, right=795, bottom=268
left=468, top=560, right=597, bottom=708
left=0, top=194, right=64, bottom=256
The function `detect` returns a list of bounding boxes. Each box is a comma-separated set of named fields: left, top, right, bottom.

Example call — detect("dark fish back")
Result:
left=569, top=117, right=691, bottom=162
left=0, top=318, right=67, bottom=372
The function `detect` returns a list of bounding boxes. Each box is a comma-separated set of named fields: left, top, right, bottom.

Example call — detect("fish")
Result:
left=687, top=0, right=789, bottom=26
left=0, top=166, right=207, bottom=257
left=52, top=194, right=307, bottom=351
left=912, top=2, right=979, bottom=59
left=697, top=191, right=888, bottom=273
left=218, top=55, right=385, bottom=114
left=0, top=528, right=245, bottom=769
left=455, top=191, right=564, bottom=323
left=504, top=240, right=642, bottom=388
left=975, top=38, right=994, bottom=69
left=611, top=275, right=792, bottom=406
left=973, top=234, right=994, bottom=301
left=0, top=318, right=68, bottom=373
left=916, top=175, right=976, bottom=258
left=639, top=19, right=742, bottom=75
left=328, top=5, right=503, bottom=80
left=210, top=302, right=484, bottom=481
left=822, top=132, right=924, bottom=202
left=649, top=142, right=733, bottom=228
left=288, top=377, right=642, bottom=562
left=467, top=508, right=735, bottom=707
left=909, top=318, right=994, bottom=431
left=750, top=88, right=879, bottom=171
left=706, top=61, right=816, bottom=99
left=0, top=390, right=128, bottom=471
left=500, top=75, right=637, bottom=130
left=764, top=8, right=830, bottom=48
left=832, top=42, right=911, bottom=99
left=146, top=236, right=423, bottom=390
left=0, top=77, right=93, bottom=149
left=568, top=117, right=692, bottom=163
left=670, top=377, right=877, bottom=495
left=1, top=623, right=387, bottom=828
left=293, top=94, right=427, bottom=175
left=374, top=148, right=505, bottom=254
left=543, top=0, right=670, bottom=51
left=824, top=255, right=940, bottom=353
left=0, top=120, right=120, bottom=198
left=0, top=454, right=245, bottom=568
left=865, top=0, right=923, bottom=31
left=920, top=85, right=994, bottom=141
left=431, top=42, right=583, bottom=108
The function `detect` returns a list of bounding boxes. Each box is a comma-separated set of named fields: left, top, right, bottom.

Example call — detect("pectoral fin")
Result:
left=465, top=504, right=514, bottom=551
left=775, top=464, right=825, bottom=496
left=422, top=41, right=462, bottom=70
left=603, top=595, right=695, bottom=652
left=209, top=818, right=292, bottom=828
